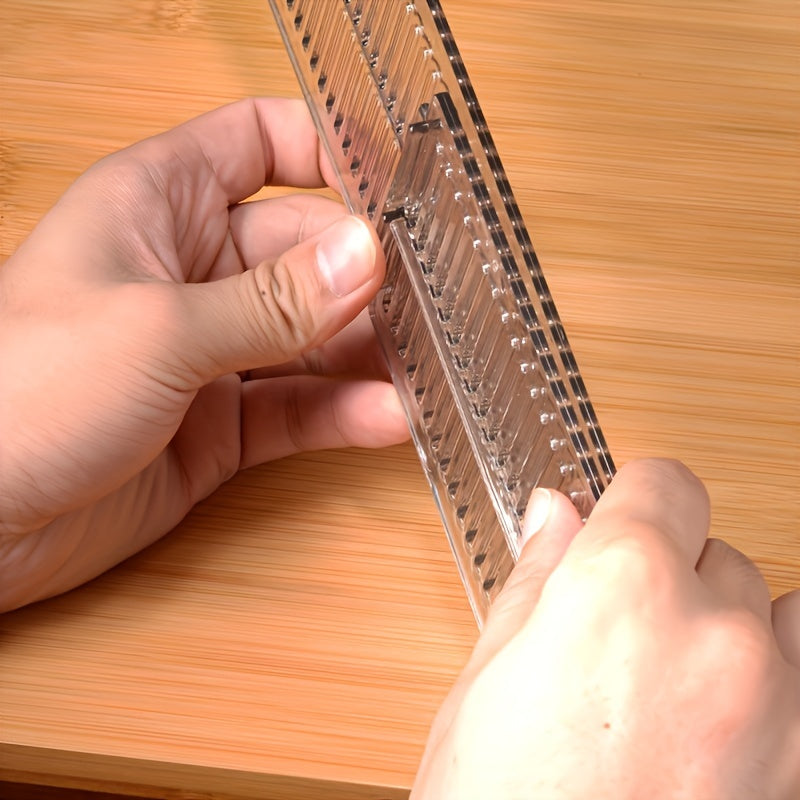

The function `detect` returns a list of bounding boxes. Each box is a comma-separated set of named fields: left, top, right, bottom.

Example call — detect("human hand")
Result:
left=412, top=459, right=800, bottom=799
left=0, top=98, right=409, bottom=612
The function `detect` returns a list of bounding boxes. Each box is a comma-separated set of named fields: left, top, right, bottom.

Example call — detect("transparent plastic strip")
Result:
left=268, top=0, right=615, bottom=625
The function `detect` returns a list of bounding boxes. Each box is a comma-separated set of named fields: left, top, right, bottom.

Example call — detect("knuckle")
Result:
left=253, top=259, right=318, bottom=354
left=702, top=538, right=759, bottom=578
left=573, top=521, right=683, bottom=601
left=609, top=534, right=666, bottom=588
left=620, top=458, right=709, bottom=507
left=700, top=538, right=772, bottom=614
left=699, top=608, right=776, bottom=688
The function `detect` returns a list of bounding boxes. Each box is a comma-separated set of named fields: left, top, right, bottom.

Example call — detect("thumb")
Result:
left=467, top=489, right=585, bottom=674
left=177, top=215, right=384, bottom=382
left=417, top=489, right=586, bottom=765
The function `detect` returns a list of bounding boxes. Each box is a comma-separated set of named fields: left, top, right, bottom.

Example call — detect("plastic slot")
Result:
left=269, top=0, right=615, bottom=625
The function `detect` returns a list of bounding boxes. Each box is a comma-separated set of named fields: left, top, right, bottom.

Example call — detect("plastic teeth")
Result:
left=270, top=0, right=615, bottom=625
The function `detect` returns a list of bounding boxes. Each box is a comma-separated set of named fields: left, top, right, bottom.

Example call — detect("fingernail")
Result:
left=521, top=488, right=552, bottom=547
left=316, top=216, right=376, bottom=297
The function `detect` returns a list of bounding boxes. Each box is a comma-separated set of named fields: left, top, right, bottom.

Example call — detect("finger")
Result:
left=133, top=98, right=333, bottom=204
left=695, top=538, right=773, bottom=623
left=245, top=311, right=390, bottom=382
left=773, top=590, right=800, bottom=668
left=240, top=375, right=408, bottom=468
left=0, top=372, right=407, bottom=612
left=420, top=490, right=584, bottom=752
left=490, top=490, right=585, bottom=627
left=208, top=193, right=347, bottom=282
left=305, top=308, right=389, bottom=379
left=168, top=374, right=242, bottom=500
left=175, top=215, right=385, bottom=385
left=465, top=490, right=584, bottom=673
left=575, top=458, right=711, bottom=568
left=0, top=437, right=212, bottom=612
left=21, top=100, right=335, bottom=289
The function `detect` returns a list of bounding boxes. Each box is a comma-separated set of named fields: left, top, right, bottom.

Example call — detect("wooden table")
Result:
left=1, top=1, right=798, bottom=797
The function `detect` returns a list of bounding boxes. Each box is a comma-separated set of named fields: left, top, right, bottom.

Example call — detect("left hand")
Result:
left=0, top=98, right=409, bottom=612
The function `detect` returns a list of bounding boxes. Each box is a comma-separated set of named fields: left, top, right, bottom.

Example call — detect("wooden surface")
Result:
left=1, top=0, right=798, bottom=797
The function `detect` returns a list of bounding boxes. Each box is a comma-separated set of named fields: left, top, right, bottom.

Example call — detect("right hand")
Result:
left=413, top=459, right=800, bottom=799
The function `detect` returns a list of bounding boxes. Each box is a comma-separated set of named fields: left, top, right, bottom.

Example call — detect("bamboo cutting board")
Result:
left=1, top=1, right=798, bottom=798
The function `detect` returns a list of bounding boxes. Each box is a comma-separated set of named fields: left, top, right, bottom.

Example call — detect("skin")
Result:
left=1, top=99, right=798, bottom=796
left=0, top=98, right=409, bottom=610
left=412, top=461, right=800, bottom=799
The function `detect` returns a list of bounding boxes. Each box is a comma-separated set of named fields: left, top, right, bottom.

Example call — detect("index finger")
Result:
left=577, top=458, right=711, bottom=567
left=132, top=97, right=337, bottom=203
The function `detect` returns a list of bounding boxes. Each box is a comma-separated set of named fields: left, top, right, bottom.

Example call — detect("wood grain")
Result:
left=1, top=0, right=798, bottom=797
